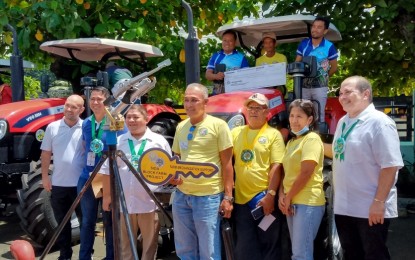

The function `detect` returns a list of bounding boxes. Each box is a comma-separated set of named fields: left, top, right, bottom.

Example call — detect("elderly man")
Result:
left=41, top=95, right=85, bottom=260
left=171, top=83, right=234, bottom=259
left=231, top=93, right=286, bottom=259
left=325, top=76, right=403, bottom=260
left=295, top=16, right=338, bottom=122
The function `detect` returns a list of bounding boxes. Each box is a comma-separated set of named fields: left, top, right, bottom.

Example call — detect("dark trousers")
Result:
left=51, top=186, right=79, bottom=259
left=335, top=214, right=391, bottom=260
left=77, top=177, right=114, bottom=260
left=234, top=198, right=291, bottom=260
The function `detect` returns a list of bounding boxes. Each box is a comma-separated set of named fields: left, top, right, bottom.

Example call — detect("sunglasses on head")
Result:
left=187, top=125, right=196, bottom=141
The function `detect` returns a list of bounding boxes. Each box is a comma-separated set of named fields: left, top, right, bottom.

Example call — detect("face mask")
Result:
left=291, top=126, right=310, bottom=136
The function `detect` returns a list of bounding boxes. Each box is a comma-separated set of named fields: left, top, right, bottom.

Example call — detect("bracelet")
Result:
left=374, top=198, right=385, bottom=203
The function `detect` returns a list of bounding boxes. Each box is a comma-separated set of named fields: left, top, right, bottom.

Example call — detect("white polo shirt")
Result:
left=40, top=118, right=84, bottom=187
left=100, top=128, right=172, bottom=214
left=332, top=104, right=403, bottom=218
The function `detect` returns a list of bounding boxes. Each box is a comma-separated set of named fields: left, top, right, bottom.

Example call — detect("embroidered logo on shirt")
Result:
left=258, top=136, right=267, bottom=144
left=199, top=128, right=208, bottom=136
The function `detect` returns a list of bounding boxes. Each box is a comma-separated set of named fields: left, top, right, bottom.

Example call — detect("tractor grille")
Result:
left=0, top=147, right=8, bottom=163
left=13, top=135, right=35, bottom=160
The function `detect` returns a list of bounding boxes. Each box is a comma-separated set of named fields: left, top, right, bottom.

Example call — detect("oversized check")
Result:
left=224, top=63, right=286, bottom=93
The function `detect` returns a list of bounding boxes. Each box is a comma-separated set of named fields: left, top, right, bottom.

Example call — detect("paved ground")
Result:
left=0, top=200, right=414, bottom=259
left=0, top=203, right=178, bottom=260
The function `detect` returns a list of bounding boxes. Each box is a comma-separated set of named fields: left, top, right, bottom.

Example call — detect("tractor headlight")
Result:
left=227, top=114, right=245, bottom=130
left=0, top=120, right=7, bottom=140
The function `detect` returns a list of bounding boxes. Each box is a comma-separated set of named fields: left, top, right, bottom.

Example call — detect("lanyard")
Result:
left=91, top=115, right=106, bottom=140
left=240, top=123, right=268, bottom=165
left=128, top=139, right=147, bottom=158
left=334, top=120, right=359, bottom=161
left=341, top=120, right=359, bottom=140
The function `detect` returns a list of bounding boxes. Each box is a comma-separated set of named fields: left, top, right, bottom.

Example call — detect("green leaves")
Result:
left=374, top=0, right=388, bottom=8
left=0, top=15, right=9, bottom=27
left=1, top=0, right=414, bottom=98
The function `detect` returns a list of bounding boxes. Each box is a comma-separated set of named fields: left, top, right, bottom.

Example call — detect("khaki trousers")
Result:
left=120, top=212, right=160, bottom=260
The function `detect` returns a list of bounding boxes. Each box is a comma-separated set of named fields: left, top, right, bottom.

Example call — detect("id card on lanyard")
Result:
left=87, top=115, right=106, bottom=166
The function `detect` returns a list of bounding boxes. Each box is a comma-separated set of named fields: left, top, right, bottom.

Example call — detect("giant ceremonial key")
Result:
left=138, top=148, right=219, bottom=185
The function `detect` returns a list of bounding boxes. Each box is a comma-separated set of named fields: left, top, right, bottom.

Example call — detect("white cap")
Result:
left=244, top=93, right=269, bottom=108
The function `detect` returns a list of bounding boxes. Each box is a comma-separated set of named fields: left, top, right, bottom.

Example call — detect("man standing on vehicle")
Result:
left=256, top=32, right=287, bottom=66
left=324, top=76, right=403, bottom=260
left=170, top=83, right=234, bottom=259
left=205, top=29, right=249, bottom=95
left=295, top=16, right=338, bottom=122
left=41, top=95, right=85, bottom=260
left=77, top=87, right=125, bottom=260
left=106, top=61, right=133, bottom=89
left=231, top=93, right=286, bottom=259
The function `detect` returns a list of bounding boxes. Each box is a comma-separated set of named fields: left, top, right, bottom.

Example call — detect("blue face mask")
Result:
left=291, top=126, right=310, bottom=136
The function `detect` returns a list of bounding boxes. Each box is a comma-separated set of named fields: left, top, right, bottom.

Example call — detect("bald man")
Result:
left=325, top=76, right=403, bottom=260
left=41, top=95, right=85, bottom=260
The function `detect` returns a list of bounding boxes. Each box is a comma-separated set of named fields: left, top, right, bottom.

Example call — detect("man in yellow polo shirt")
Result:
left=231, top=93, right=286, bottom=259
left=171, top=83, right=234, bottom=259
left=256, top=32, right=287, bottom=66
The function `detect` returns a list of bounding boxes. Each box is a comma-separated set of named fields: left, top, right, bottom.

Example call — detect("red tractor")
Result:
left=0, top=38, right=180, bottom=247
left=204, top=14, right=345, bottom=259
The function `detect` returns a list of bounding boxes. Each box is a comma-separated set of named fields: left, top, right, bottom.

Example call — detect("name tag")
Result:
left=87, top=151, right=96, bottom=166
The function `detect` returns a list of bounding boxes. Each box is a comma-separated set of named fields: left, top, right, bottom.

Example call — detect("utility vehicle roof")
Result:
left=40, top=38, right=163, bottom=62
left=0, top=59, right=35, bottom=72
left=217, top=14, right=342, bottom=47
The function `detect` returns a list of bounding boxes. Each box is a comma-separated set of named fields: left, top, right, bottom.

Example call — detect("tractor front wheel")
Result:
left=16, top=163, right=80, bottom=247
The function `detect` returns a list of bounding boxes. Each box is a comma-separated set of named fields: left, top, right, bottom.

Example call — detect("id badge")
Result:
left=87, top=151, right=96, bottom=166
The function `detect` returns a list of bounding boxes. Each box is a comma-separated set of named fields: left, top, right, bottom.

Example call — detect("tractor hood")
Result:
left=0, top=98, right=65, bottom=133
left=206, top=89, right=286, bottom=116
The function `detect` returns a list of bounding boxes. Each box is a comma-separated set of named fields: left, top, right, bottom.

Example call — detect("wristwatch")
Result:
left=267, top=189, right=276, bottom=196
left=223, top=195, right=234, bottom=203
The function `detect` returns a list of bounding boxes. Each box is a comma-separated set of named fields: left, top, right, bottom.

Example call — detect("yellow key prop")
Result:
left=138, top=148, right=219, bottom=185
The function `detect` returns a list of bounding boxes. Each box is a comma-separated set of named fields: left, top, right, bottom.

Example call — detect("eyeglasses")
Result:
left=247, top=106, right=265, bottom=112
left=187, top=125, right=196, bottom=141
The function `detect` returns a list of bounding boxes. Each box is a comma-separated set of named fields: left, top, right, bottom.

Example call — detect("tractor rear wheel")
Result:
left=148, top=117, right=178, bottom=147
left=314, top=163, right=343, bottom=260
left=16, top=163, right=80, bottom=247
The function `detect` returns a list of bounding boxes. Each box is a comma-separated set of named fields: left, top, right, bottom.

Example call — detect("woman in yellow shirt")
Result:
left=279, top=99, right=325, bottom=260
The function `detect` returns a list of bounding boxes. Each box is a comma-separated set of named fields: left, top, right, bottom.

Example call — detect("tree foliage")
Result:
left=0, top=0, right=414, bottom=101
left=0, top=0, right=266, bottom=102
left=264, top=0, right=415, bottom=96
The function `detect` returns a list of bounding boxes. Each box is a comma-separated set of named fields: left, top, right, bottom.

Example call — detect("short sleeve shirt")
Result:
left=41, top=119, right=84, bottom=187
left=232, top=124, right=285, bottom=204
left=332, top=104, right=404, bottom=218
left=206, top=49, right=249, bottom=71
left=80, top=116, right=127, bottom=179
left=296, top=37, right=338, bottom=88
left=172, top=115, right=233, bottom=196
left=100, top=129, right=171, bottom=213
left=282, top=132, right=325, bottom=206
left=255, top=52, right=287, bottom=66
